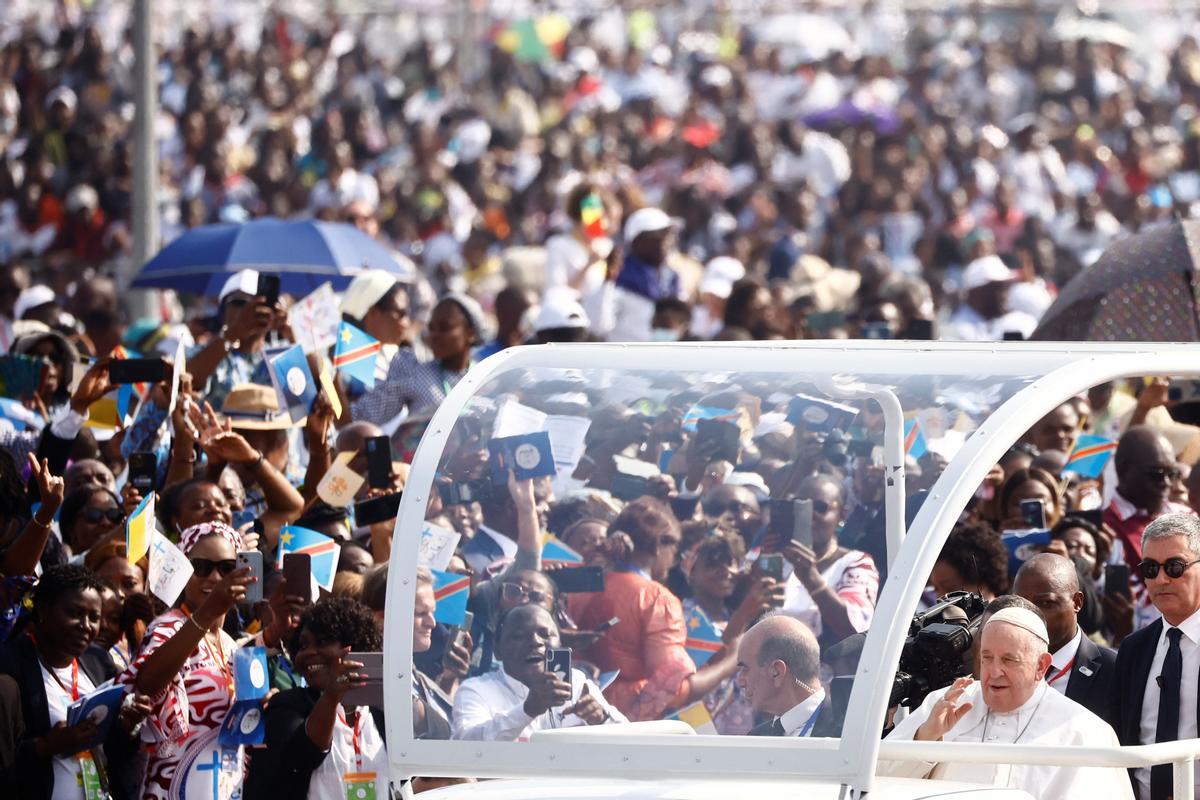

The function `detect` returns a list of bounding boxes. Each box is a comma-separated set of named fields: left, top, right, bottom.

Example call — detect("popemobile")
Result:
left=381, top=340, right=1200, bottom=800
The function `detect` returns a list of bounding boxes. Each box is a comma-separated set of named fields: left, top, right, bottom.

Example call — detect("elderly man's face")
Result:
left=977, top=622, right=1050, bottom=714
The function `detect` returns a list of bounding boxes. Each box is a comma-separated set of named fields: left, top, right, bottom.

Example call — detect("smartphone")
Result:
left=283, top=552, right=312, bottom=604
left=1065, top=508, right=1103, bottom=527
left=1105, top=564, right=1132, bottom=599
left=792, top=499, right=814, bottom=549
left=758, top=554, right=784, bottom=582
left=342, top=651, right=384, bottom=707
left=768, top=499, right=795, bottom=540
left=1020, top=499, right=1047, bottom=529
left=365, top=436, right=393, bottom=489
left=545, top=648, right=572, bottom=682
left=610, top=472, right=649, bottom=502
left=594, top=616, right=620, bottom=633
left=236, top=551, right=264, bottom=604
left=695, top=418, right=740, bottom=464
left=129, top=451, right=157, bottom=494
left=256, top=273, right=281, bottom=306
left=108, top=358, right=168, bottom=385
left=1002, top=330, right=1025, bottom=341
left=902, top=318, right=936, bottom=341
left=548, top=566, right=605, bottom=594
left=354, top=492, right=403, bottom=526
left=1169, top=385, right=1184, bottom=403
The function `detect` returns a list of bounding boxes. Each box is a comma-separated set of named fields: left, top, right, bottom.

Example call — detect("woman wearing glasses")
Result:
left=118, top=521, right=256, bottom=800
left=781, top=474, right=880, bottom=645
left=59, top=486, right=124, bottom=558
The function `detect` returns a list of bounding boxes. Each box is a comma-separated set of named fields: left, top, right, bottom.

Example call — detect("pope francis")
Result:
left=880, top=606, right=1133, bottom=799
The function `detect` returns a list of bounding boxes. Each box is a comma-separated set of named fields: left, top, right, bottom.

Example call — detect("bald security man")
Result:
left=1013, top=553, right=1115, bottom=725
left=737, top=614, right=837, bottom=737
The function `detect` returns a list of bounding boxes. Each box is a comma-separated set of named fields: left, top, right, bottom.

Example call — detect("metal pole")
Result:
left=129, top=0, right=160, bottom=321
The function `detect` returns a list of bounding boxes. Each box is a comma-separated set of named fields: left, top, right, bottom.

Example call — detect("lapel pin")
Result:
left=1078, top=665, right=1094, bottom=677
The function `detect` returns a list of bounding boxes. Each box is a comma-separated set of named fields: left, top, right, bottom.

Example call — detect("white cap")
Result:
left=536, top=289, right=590, bottom=331
left=14, top=285, right=56, bottom=320
left=984, top=607, right=1049, bottom=647
left=568, top=46, right=599, bottom=74
left=218, top=269, right=260, bottom=302
left=623, top=207, right=674, bottom=245
left=453, top=119, right=492, bottom=165
left=699, top=256, right=746, bottom=299
left=341, top=269, right=400, bottom=321
left=961, top=255, right=1018, bottom=293
left=725, top=471, right=769, bottom=498
left=65, top=184, right=98, bottom=213
left=45, top=86, right=76, bottom=112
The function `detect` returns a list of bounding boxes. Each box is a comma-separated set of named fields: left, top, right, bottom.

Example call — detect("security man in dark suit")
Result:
left=1013, top=553, right=1116, bottom=725
left=738, top=614, right=839, bottom=738
left=1112, top=513, right=1200, bottom=800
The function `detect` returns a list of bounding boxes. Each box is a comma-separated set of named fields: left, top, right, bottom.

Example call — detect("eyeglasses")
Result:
left=1137, top=557, right=1200, bottom=580
left=501, top=582, right=549, bottom=605
left=82, top=508, right=124, bottom=524
left=1143, top=466, right=1182, bottom=483
left=190, top=558, right=238, bottom=578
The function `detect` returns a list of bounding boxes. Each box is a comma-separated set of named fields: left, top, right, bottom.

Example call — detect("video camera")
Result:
left=888, top=591, right=985, bottom=709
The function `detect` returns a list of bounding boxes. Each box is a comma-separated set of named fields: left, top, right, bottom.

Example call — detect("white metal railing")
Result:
left=878, top=739, right=1200, bottom=800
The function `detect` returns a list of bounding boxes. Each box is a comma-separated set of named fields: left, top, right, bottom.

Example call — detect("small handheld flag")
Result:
left=904, top=418, right=928, bottom=460
left=431, top=568, right=470, bottom=626
left=674, top=700, right=717, bottom=735
left=579, top=192, right=607, bottom=239
left=684, top=606, right=723, bottom=667
left=681, top=405, right=739, bottom=433
left=333, top=322, right=381, bottom=389
left=126, top=493, right=155, bottom=563
left=277, top=525, right=341, bottom=592
left=1065, top=434, right=1117, bottom=479
left=541, top=536, right=584, bottom=566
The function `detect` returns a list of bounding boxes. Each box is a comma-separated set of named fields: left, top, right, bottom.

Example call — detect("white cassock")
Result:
left=879, top=681, right=1133, bottom=800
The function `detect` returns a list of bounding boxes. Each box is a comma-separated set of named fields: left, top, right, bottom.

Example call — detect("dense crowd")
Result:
left=2, top=3, right=1200, bottom=800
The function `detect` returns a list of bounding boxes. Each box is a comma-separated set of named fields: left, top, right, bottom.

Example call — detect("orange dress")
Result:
left=572, top=569, right=696, bottom=721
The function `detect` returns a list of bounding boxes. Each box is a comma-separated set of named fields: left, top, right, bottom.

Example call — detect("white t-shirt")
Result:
left=40, top=659, right=97, bottom=800
left=307, top=707, right=388, bottom=800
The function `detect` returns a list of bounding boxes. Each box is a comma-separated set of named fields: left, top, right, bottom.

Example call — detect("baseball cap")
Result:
left=535, top=289, right=590, bottom=332
left=341, top=269, right=401, bottom=321
left=699, top=257, right=746, bottom=299
left=961, top=255, right=1019, bottom=292
left=14, top=285, right=56, bottom=320
left=623, top=207, right=675, bottom=245
left=218, top=269, right=260, bottom=302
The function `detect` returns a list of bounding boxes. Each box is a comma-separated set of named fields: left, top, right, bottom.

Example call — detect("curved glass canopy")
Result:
left=382, top=340, right=1200, bottom=792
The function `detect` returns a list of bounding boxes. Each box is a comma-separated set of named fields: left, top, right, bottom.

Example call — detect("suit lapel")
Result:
left=1129, top=619, right=1163, bottom=742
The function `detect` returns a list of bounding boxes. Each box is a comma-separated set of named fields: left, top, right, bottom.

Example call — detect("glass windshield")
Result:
left=403, top=347, right=1063, bottom=743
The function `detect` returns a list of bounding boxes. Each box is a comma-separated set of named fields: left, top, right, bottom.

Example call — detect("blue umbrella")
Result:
left=131, top=217, right=407, bottom=296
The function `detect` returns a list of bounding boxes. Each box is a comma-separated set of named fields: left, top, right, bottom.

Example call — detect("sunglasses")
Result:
left=501, top=582, right=549, bottom=606
left=811, top=499, right=834, bottom=515
left=1143, top=466, right=1182, bottom=483
left=190, top=557, right=238, bottom=578
left=83, top=508, right=124, bottom=524
left=1137, top=557, right=1200, bottom=581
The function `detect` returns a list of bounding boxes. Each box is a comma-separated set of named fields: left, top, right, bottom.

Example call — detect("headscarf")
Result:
left=178, top=521, right=242, bottom=555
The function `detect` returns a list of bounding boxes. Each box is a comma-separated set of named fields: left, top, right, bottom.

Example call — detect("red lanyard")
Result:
left=29, top=632, right=80, bottom=700
left=338, top=708, right=366, bottom=771
left=1046, top=656, right=1075, bottom=687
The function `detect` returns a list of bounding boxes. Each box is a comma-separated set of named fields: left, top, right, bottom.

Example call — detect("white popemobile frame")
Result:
left=383, top=341, right=1200, bottom=798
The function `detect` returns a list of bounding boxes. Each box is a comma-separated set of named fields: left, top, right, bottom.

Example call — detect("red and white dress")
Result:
left=783, top=549, right=880, bottom=640
left=117, top=609, right=243, bottom=800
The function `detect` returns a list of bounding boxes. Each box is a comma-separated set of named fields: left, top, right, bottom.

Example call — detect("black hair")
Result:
left=292, top=595, right=382, bottom=653
left=0, top=448, right=30, bottom=524
left=494, top=601, right=558, bottom=650
left=160, top=477, right=218, bottom=533
left=33, top=564, right=105, bottom=620
left=936, top=520, right=1010, bottom=596
left=360, top=564, right=388, bottom=613
left=337, top=540, right=372, bottom=570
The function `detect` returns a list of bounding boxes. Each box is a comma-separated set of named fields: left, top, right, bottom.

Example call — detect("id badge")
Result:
left=343, top=771, right=378, bottom=800
left=77, top=752, right=105, bottom=800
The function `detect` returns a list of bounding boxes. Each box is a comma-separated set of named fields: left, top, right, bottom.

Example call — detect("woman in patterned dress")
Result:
left=118, top=522, right=256, bottom=799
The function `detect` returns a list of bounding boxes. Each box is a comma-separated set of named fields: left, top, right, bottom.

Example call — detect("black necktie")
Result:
left=1152, top=628, right=1184, bottom=800
left=769, top=717, right=785, bottom=737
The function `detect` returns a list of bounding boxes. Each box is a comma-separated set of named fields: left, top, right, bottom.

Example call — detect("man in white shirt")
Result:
left=737, top=614, right=833, bottom=737
left=451, top=604, right=626, bottom=741
left=948, top=255, right=1038, bottom=342
left=882, top=607, right=1132, bottom=799
left=1113, top=513, right=1200, bottom=800
left=1013, top=554, right=1116, bottom=723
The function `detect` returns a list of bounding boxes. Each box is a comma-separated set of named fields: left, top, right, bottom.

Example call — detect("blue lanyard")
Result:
left=615, top=563, right=651, bottom=581
left=797, top=704, right=822, bottom=737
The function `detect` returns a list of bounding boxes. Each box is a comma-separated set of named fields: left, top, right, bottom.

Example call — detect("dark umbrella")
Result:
left=1030, top=219, right=1200, bottom=342
left=131, top=217, right=406, bottom=296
